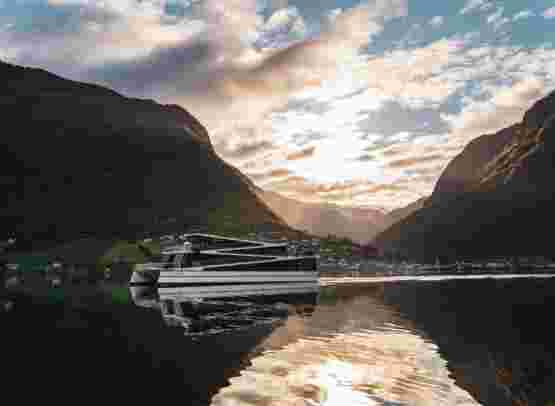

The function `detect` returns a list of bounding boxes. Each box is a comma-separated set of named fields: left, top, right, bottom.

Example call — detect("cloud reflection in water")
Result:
left=212, top=293, right=480, bottom=406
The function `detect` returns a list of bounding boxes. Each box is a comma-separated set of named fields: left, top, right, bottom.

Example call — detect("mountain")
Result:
left=425, top=127, right=515, bottom=206
left=379, top=197, right=428, bottom=234
left=0, top=60, right=293, bottom=250
left=375, top=90, right=555, bottom=262
left=257, top=189, right=387, bottom=243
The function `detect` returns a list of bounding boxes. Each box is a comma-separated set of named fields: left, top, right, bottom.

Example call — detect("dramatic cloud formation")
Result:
left=1, top=0, right=554, bottom=210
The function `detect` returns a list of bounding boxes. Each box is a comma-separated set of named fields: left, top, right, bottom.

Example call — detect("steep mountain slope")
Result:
left=379, top=197, right=428, bottom=234
left=0, top=60, right=290, bottom=250
left=375, top=90, right=555, bottom=262
left=425, top=127, right=515, bottom=206
left=258, top=189, right=387, bottom=243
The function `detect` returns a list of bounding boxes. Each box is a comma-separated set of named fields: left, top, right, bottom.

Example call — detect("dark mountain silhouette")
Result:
left=0, top=60, right=292, bottom=250
left=375, top=90, right=555, bottom=262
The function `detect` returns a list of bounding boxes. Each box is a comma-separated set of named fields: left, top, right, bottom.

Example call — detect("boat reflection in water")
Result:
left=130, top=282, right=319, bottom=335
left=127, top=282, right=319, bottom=404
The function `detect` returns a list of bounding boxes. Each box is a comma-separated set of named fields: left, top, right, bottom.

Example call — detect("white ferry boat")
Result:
left=130, top=233, right=318, bottom=286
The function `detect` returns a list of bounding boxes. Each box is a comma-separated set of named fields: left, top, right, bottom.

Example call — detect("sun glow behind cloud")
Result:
left=2, top=0, right=554, bottom=210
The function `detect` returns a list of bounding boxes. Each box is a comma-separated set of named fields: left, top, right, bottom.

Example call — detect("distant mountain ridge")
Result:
left=375, top=90, right=555, bottom=262
left=0, top=60, right=292, bottom=250
left=259, top=189, right=424, bottom=243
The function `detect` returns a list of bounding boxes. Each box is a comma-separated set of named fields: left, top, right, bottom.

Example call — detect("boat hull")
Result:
left=130, top=270, right=319, bottom=286
left=156, top=282, right=319, bottom=299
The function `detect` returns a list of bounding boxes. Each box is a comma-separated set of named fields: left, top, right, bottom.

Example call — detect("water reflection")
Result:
left=212, top=287, right=479, bottom=406
left=2, top=278, right=317, bottom=405
left=5, top=273, right=555, bottom=405
left=130, top=283, right=319, bottom=336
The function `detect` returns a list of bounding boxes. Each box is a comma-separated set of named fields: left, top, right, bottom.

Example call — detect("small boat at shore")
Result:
left=130, top=233, right=318, bottom=286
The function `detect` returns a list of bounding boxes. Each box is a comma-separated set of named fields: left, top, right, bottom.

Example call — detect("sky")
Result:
left=1, top=0, right=555, bottom=211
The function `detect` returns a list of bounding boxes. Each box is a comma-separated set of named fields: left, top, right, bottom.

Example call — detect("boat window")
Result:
left=164, top=255, right=174, bottom=268
left=174, top=254, right=184, bottom=268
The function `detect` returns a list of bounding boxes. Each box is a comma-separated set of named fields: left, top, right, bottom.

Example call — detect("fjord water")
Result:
left=4, top=276, right=555, bottom=405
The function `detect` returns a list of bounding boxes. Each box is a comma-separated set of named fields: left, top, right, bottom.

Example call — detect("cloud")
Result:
left=219, top=139, right=276, bottom=159
left=354, top=154, right=376, bottom=162
left=252, top=6, right=307, bottom=50
left=386, top=154, right=444, bottom=168
left=1, top=0, right=409, bottom=140
left=273, top=97, right=333, bottom=115
left=317, top=40, right=555, bottom=207
left=445, top=77, right=549, bottom=148
left=263, top=175, right=321, bottom=197
left=363, top=38, right=470, bottom=108
left=405, top=164, right=447, bottom=176
left=236, top=14, right=554, bottom=210
left=486, top=7, right=509, bottom=32
left=366, top=183, right=409, bottom=193
left=429, top=16, right=444, bottom=27
left=263, top=175, right=385, bottom=205
left=380, top=146, right=407, bottom=157
left=356, top=101, right=451, bottom=140
left=222, top=38, right=554, bottom=210
left=543, top=7, right=555, bottom=19
left=286, top=146, right=316, bottom=161
left=213, top=124, right=279, bottom=160
left=248, top=168, right=293, bottom=182
left=512, top=10, right=535, bottom=21
left=6, top=1, right=208, bottom=67
left=290, top=130, right=327, bottom=147
left=459, top=0, right=494, bottom=15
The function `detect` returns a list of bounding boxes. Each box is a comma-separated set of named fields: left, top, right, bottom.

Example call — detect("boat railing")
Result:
left=134, top=264, right=205, bottom=273
left=134, top=263, right=173, bottom=271
left=134, top=255, right=317, bottom=272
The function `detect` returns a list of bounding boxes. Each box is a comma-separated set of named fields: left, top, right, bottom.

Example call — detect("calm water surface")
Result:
left=4, top=275, right=555, bottom=405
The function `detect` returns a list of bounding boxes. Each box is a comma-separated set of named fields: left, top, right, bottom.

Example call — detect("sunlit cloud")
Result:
left=286, top=146, right=316, bottom=161
left=459, top=0, right=494, bottom=15
left=543, top=7, right=555, bottom=19
left=512, top=10, right=535, bottom=21
left=429, top=16, right=444, bottom=28
left=249, top=168, right=293, bottom=182
left=486, top=7, right=509, bottom=32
